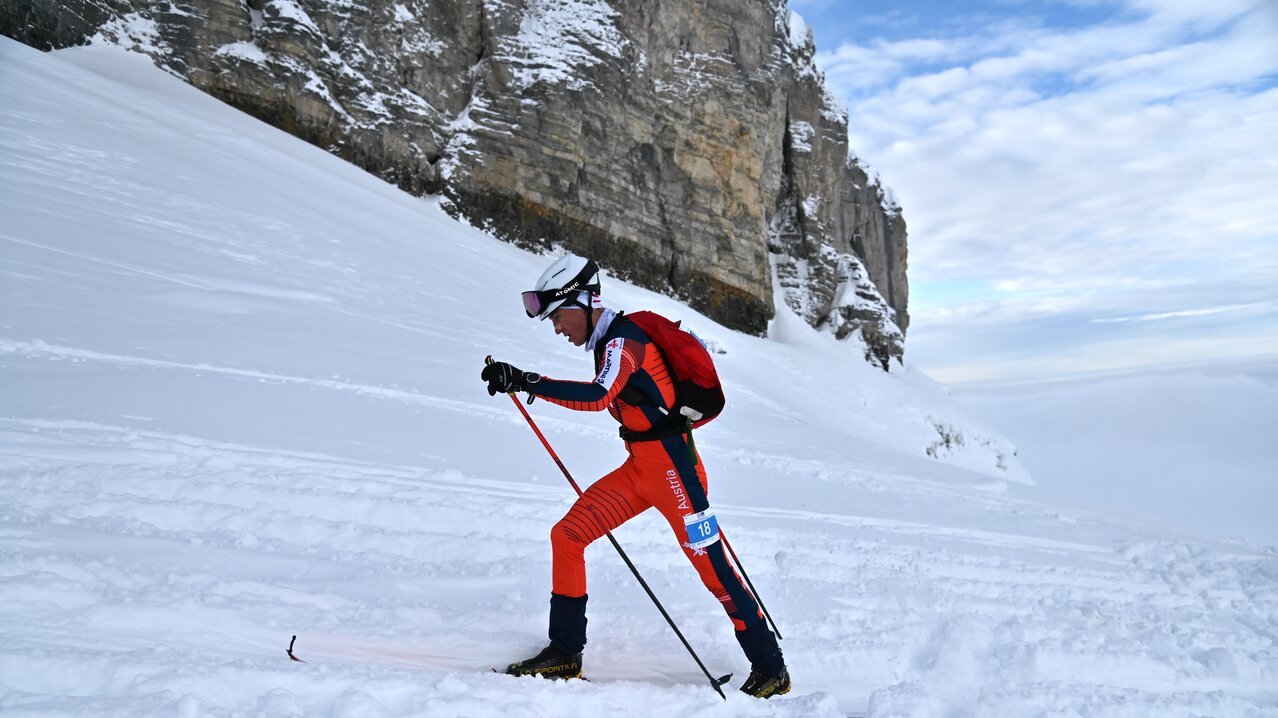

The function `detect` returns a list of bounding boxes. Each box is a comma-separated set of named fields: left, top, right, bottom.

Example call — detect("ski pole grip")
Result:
left=484, top=354, right=536, bottom=405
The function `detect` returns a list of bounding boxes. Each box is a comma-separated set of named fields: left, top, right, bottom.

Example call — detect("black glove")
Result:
left=482, top=361, right=541, bottom=396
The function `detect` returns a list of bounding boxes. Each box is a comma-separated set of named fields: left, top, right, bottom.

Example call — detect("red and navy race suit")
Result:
left=526, top=315, right=771, bottom=647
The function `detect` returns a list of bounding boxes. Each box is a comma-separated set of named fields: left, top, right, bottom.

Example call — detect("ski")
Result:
left=491, top=666, right=590, bottom=682
left=491, top=667, right=733, bottom=692
left=286, top=637, right=732, bottom=695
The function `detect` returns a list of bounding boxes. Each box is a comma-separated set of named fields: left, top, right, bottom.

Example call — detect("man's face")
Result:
left=550, top=307, right=589, bottom=346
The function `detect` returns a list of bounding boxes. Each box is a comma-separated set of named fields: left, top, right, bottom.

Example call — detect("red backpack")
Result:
left=625, top=311, right=725, bottom=428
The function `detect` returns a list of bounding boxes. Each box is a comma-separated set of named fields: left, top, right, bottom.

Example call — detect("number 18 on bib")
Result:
left=683, top=509, right=720, bottom=551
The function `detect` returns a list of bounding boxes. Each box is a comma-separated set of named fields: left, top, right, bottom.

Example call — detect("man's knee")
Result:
left=551, top=517, right=582, bottom=550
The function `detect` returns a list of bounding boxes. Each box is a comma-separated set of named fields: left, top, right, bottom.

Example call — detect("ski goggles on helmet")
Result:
left=521, top=262, right=600, bottom=319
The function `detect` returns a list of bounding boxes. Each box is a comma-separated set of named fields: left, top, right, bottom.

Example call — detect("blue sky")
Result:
left=791, top=0, right=1278, bottom=384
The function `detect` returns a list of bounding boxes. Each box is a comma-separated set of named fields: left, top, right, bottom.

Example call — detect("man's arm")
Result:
left=531, top=337, right=645, bottom=412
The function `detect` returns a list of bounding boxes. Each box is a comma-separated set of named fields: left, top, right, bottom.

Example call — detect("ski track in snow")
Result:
left=0, top=339, right=494, bottom=420
left=2, top=37, right=1277, bottom=717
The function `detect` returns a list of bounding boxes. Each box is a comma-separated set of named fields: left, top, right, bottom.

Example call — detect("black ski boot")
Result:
left=740, top=665, right=791, bottom=698
left=506, top=593, right=587, bottom=679
left=735, top=621, right=788, bottom=698
left=505, top=645, right=583, bottom=680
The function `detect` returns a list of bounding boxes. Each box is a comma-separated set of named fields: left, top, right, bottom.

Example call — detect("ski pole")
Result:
left=719, top=532, right=783, bottom=640
left=487, top=357, right=731, bottom=700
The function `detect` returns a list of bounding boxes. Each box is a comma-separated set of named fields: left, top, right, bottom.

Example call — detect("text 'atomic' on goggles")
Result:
left=521, top=263, right=600, bottom=318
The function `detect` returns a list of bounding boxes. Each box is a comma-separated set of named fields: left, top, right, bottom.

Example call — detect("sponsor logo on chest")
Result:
left=595, top=338, right=624, bottom=387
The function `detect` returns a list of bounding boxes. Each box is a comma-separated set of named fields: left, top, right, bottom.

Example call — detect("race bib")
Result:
left=683, top=509, right=720, bottom=551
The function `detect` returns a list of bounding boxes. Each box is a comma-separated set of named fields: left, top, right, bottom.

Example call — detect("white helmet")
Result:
left=522, top=254, right=601, bottom=320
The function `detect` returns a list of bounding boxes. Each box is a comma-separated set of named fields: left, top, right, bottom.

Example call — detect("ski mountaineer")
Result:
left=480, top=254, right=790, bottom=699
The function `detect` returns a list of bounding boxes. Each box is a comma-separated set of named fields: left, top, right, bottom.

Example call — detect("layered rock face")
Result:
left=4, top=0, right=908, bottom=363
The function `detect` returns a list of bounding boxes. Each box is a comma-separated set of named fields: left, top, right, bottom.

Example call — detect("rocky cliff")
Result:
left=4, top=0, right=908, bottom=364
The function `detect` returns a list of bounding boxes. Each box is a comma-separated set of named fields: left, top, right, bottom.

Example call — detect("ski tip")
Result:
left=286, top=635, right=305, bottom=662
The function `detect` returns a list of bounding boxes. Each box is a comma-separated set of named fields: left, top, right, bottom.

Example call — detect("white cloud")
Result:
left=1089, top=301, right=1275, bottom=323
left=813, top=0, right=1278, bottom=381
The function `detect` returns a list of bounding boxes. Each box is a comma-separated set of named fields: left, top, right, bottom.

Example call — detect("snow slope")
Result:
left=955, top=362, right=1278, bottom=548
left=2, top=37, right=1276, bottom=717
